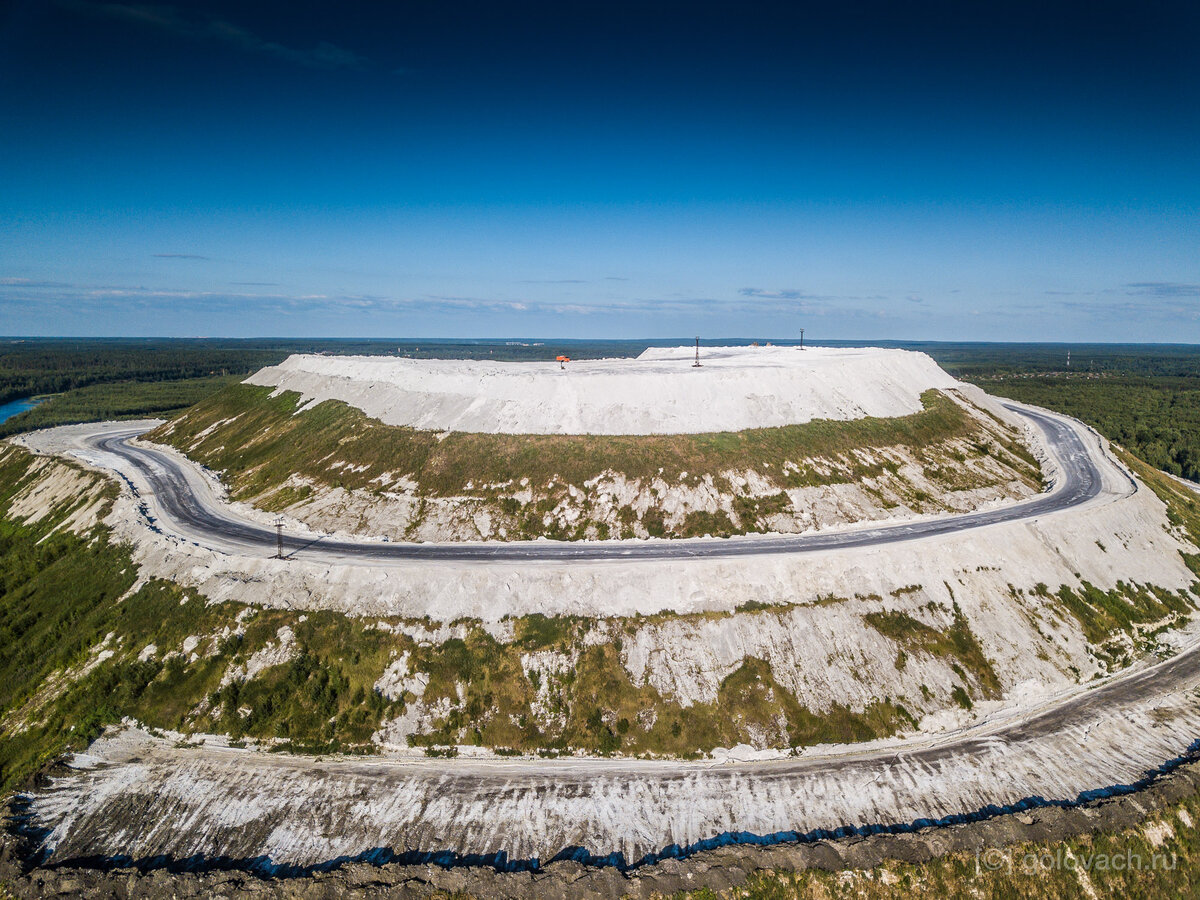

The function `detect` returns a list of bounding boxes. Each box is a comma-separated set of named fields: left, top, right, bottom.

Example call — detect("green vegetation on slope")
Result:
left=150, top=383, right=1039, bottom=540
left=1113, top=449, right=1200, bottom=596
left=404, top=634, right=918, bottom=758
left=0, top=445, right=937, bottom=787
left=1118, top=448, right=1200, bottom=549
left=0, top=446, right=402, bottom=788
left=154, top=384, right=968, bottom=492
left=1052, top=582, right=1190, bottom=665
left=864, top=602, right=1002, bottom=699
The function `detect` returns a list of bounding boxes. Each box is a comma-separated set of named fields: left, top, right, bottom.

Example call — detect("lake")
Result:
left=0, top=396, right=44, bottom=425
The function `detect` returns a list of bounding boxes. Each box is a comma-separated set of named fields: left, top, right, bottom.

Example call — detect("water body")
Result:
left=0, top=396, right=44, bottom=425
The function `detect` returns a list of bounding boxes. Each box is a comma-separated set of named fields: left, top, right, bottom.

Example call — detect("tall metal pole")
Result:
left=800, top=328, right=804, bottom=350
left=693, top=336, right=702, bottom=367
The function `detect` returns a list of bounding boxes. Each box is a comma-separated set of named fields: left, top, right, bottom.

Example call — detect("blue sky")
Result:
left=1, top=1, right=1198, bottom=340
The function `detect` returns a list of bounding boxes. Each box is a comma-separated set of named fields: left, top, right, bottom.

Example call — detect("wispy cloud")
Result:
left=739, top=287, right=888, bottom=302
left=3, top=281, right=551, bottom=319
left=516, top=276, right=633, bottom=285
left=64, top=2, right=368, bottom=70
left=1031, top=281, right=1200, bottom=320
left=0, top=277, right=74, bottom=288
left=153, top=252, right=209, bottom=260
left=1040, top=289, right=1200, bottom=322
left=1125, top=282, right=1200, bottom=298
left=405, top=290, right=905, bottom=320
left=2, top=278, right=910, bottom=323
left=736, top=287, right=894, bottom=318
left=2, top=279, right=324, bottom=310
left=739, top=288, right=821, bottom=301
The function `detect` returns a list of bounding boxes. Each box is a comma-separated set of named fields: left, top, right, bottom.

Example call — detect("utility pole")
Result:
left=693, top=336, right=702, bottom=367
left=799, top=328, right=805, bottom=350
left=274, top=518, right=284, bottom=560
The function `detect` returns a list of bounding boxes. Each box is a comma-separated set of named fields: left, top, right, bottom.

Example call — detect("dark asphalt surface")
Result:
left=87, top=404, right=1107, bottom=562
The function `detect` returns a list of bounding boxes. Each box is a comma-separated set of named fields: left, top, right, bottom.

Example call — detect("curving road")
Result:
left=81, top=403, right=1112, bottom=562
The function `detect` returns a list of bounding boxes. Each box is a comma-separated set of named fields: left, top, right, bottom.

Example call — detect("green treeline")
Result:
left=0, top=337, right=665, bottom=406
left=0, top=338, right=295, bottom=403
left=0, top=376, right=245, bottom=438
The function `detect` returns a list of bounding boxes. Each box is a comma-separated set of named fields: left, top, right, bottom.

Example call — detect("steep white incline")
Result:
left=244, top=346, right=959, bottom=435
left=31, top=640, right=1200, bottom=867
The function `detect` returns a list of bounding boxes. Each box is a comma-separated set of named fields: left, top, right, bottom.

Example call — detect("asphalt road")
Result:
left=85, top=403, right=1107, bottom=562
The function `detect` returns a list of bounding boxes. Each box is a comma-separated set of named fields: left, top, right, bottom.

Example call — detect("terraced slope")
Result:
left=0, top=445, right=1033, bottom=772
left=148, top=385, right=1042, bottom=541
left=5, top=433, right=1192, bottom=768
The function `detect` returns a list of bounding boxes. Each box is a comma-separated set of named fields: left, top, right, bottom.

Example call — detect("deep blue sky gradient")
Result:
left=1, top=1, right=1198, bottom=339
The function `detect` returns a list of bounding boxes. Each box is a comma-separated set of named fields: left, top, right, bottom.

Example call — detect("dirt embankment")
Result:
left=6, top=753, right=1200, bottom=899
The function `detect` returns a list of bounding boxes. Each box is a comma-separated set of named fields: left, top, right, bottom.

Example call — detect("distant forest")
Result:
left=2, top=337, right=1199, bottom=480
left=0, top=337, right=681, bottom=405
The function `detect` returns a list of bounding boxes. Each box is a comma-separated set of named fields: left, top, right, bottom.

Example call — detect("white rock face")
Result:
left=244, top=346, right=959, bottom=435
left=374, top=652, right=430, bottom=701
left=30, top=656, right=1200, bottom=867
left=5, top=454, right=111, bottom=535
left=220, top=626, right=298, bottom=687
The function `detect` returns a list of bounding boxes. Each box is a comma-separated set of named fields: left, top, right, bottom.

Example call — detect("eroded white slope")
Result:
left=32, top=662, right=1200, bottom=868
left=244, top=346, right=959, bottom=435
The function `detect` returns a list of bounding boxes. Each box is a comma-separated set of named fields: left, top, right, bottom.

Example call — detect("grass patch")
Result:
left=1054, top=581, right=1191, bottom=651
left=154, top=384, right=982, bottom=496
left=863, top=606, right=1001, bottom=699
left=0, top=445, right=407, bottom=788
left=1122, top=448, right=1200, bottom=548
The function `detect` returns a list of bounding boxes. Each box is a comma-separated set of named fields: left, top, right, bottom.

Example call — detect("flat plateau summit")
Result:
left=245, top=345, right=959, bottom=435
